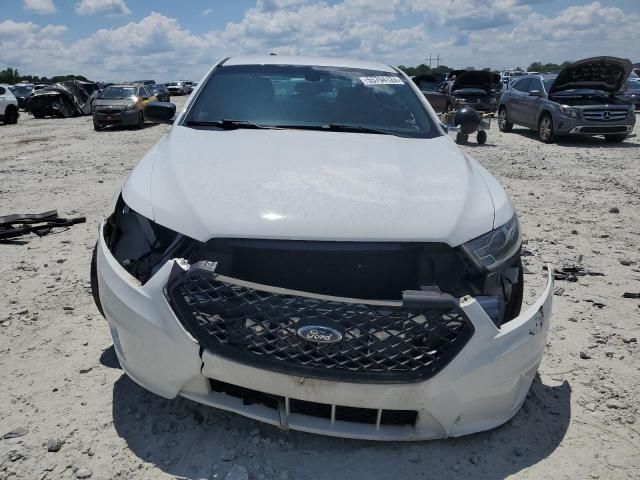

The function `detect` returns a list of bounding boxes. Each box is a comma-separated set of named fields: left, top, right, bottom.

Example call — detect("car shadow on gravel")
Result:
left=508, top=128, right=638, bottom=148
left=111, top=372, right=571, bottom=480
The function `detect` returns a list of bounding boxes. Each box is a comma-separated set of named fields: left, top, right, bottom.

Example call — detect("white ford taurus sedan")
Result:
left=91, top=55, right=553, bottom=440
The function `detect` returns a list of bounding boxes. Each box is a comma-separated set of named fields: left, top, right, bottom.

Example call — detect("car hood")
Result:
left=123, top=127, right=501, bottom=246
left=548, top=56, right=632, bottom=94
left=451, top=71, right=497, bottom=93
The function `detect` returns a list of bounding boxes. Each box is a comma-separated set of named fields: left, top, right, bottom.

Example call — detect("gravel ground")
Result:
left=1, top=99, right=639, bottom=480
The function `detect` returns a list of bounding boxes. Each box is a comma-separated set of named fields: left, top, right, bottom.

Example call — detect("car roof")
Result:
left=106, top=84, right=139, bottom=88
left=224, top=55, right=396, bottom=73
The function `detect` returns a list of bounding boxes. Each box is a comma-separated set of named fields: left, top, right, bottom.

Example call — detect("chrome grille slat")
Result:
left=582, top=108, right=628, bottom=121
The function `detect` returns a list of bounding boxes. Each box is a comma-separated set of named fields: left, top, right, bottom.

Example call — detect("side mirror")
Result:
left=144, top=101, right=176, bottom=124
left=529, top=90, right=542, bottom=97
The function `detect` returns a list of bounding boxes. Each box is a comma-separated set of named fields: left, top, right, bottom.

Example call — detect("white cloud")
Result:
left=203, top=8, right=213, bottom=16
left=23, top=0, right=56, bottom=15
left=75, top=0, right=130, bottom=16
left=1, top=1, right=638, bottom=81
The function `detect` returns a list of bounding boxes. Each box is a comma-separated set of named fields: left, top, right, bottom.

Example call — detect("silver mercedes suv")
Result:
left=498, top=56, right=635, bottom=143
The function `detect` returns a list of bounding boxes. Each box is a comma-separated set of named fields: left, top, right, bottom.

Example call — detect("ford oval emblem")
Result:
left=296, top=325, right=343, bottom=344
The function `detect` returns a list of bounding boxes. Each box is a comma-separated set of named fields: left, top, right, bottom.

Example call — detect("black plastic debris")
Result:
left=622, top=292, right=640, bottom=299
left=544, top=265, right=605, bottom=282
left=0, top=210, right=86, bottom=240
left=27, top=80, right=98, bottom=118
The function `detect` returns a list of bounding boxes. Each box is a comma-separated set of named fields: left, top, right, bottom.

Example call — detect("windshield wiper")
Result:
left=325, top=123, right=396, bottom=136
left=272, top=123, right=398, bottom=136
left=185, top=119, right=274, bottom=130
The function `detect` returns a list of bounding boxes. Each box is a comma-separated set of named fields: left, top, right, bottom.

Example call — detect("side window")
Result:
left=512, top=79, right=530, bottom=92
left=528, top=79, right=543, bottom=93
left=0, top=86, right=5, bottom=95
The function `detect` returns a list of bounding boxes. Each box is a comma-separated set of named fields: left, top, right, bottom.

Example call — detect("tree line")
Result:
left=397, top=61, right=578, bottom=76
left=0, top=67, right=90, bottom=85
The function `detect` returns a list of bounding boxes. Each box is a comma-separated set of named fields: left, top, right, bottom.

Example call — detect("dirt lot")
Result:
left=1, top=99, right=639, bottom=480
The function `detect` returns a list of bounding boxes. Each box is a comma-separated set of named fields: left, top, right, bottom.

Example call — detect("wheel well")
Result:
left=5, top=104, right=17, bottom=114
left=538, top=109, right=552, bottom=125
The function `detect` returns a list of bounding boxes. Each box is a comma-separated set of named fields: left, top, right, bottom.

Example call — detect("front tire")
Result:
left=498, top=106, right=512, bottom=132
left=4, top=106, right=18, bottom=124
left=93, top=121, right=102, bottom=131
left=604, top=134, right=627, bottom=143
left=538, top=113, right=555, bottom=143
left=477, top=130, right=487, bottom=144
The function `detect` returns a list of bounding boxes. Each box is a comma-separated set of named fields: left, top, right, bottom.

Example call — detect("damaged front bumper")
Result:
left=97, top=226, right=553, bottom=440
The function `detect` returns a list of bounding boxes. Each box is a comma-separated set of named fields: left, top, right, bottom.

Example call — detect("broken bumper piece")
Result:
left=97, top=229, right=553, bottom=440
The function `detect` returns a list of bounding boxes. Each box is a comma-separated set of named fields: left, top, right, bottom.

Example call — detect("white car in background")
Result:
left=0, top=84, right=19, bottom=124
left=92, top=55, right=553, bottom=440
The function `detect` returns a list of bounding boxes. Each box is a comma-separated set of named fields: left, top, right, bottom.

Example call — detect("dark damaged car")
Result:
left=412, top=74, right=453, bottom=113
left=498, top=56, right=635, bottom=143
left=27, top=80, right=99, bottom=118
left=448, top=70, right=500, bottom=114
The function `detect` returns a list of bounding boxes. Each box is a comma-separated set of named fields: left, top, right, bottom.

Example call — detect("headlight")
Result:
left=104, top=196, right=181, bottom=283
left=559, top=105, right=579, bottom=118
left=124, top=103, right=137, bottom=111
left=461, top=215, right=521, bottom=271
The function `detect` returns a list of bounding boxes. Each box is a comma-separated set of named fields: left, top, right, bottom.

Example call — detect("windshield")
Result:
left=13, top=86, right=33, bottom=95
left=150, top=85, right=164, bottom=92
left=167, top=82, right=180, bottom=86
left=415, top=80, right=439, bottom=92
left=99, top=86, right=136, bottom=99
left=185, top=64, right=438, bottom=138
left=626, top=80, right=640, bottom=91
left=542, top=78, right=556, bottom=92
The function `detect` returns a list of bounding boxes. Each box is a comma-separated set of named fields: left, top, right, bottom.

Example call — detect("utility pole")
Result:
left=436, top=53, right=441, bottom=68
left=427, top=53, right=432, bottom=69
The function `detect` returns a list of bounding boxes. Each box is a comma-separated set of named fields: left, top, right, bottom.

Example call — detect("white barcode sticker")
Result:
left=359, top=76, right=404, bottom=86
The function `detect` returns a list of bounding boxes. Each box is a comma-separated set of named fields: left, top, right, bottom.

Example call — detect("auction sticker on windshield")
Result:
left=359, top=76, right=404, bottom=86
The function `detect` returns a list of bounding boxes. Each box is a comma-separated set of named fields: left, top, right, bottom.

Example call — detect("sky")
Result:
left=1, top=0, right=639, bottom=82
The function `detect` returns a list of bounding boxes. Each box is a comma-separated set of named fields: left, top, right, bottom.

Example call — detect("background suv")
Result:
left=498, top=57, right=635, bottom=143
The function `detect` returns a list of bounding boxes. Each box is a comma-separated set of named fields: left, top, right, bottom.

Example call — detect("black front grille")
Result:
left=579, top=126, right=628, bottom=134
left=168, top=262, right=473, bottom=383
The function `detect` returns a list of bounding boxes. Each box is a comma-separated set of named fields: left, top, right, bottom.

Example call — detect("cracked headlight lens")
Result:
left=462, top=215, right=521, bottom=271
left=559, top=105, right=579, bottom=118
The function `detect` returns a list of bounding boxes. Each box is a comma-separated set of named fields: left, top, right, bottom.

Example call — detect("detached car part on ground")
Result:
left=92, top=55, right=553, bottom=441
left=498, top=56, right=636, bottom=143
left=27, top=80, right=98, bottom=118
left=0, top=84, right=19, bottom=125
